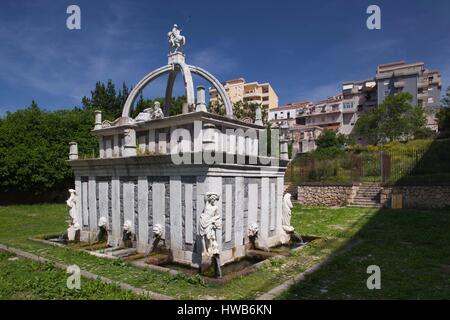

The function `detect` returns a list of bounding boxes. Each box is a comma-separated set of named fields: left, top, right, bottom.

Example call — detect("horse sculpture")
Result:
left=168, top=24, right=185, bottom=53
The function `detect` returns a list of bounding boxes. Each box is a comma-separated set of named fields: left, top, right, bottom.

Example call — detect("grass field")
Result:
left=0, top=204, right=449, bottom=299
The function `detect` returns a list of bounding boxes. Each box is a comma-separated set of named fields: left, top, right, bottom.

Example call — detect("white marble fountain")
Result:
left=65, top=25, right=296, bottom=274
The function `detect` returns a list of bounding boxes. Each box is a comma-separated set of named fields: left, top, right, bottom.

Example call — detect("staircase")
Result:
left=348, top=183, right=382, bottom=208
left=284, top=182, right=298, bottom=200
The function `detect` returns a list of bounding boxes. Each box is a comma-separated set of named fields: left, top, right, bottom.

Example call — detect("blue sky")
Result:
left=1, top=0, right=449, bottom=115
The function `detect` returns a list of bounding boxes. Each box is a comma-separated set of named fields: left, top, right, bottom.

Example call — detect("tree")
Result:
left=354, top=92, right=427, bottom=144
left=0, top=101, right=98, bottom=204
left=437, top=86, right=450, bottom=132
left=316, top=130, right=349, bottom=149
left=133, top=95, right=186, bottom=117
left=81, top=80, right=130, bottom=119
left=209, top=100, right=268, bottom=124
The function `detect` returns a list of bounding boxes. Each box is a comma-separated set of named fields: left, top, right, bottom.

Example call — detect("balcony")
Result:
left=394, top=81, right=405, bottom=88
left=244, top=91, right=261, bottom=98
left=418, top=92, right=428, bottom=100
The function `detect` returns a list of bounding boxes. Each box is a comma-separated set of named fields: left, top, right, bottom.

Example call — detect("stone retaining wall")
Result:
left=297, top=184, right=450, bottom=209
left=381, top=186, right=450, bottom=209
left=297, top=184, right=358, bottom=207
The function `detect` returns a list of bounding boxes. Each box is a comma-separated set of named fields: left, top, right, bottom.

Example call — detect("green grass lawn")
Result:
left=0, top=204, right=449, bottom=299
left=0, top=251, right=143, bottom=300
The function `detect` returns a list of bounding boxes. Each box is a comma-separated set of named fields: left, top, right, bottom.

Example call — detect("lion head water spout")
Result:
left=122, top=220, right=135, bottom=248
left=145, top=224, right=164, bottom=255
left=97, top=217, right=109, bottom=243
left=247, top=223, right=259, bottom=250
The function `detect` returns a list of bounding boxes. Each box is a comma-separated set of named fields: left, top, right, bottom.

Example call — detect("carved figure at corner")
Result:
left=199, top=192, right=222, bottom=256
left=282, top=193, right=294, bottom=233
left=66, top=189, right=80, bottom=241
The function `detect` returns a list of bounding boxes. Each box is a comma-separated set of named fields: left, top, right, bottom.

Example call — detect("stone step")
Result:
left=356, top=192, right=380, bottom=196
left=352, top=201, right=381, bottom=206
left=353, top=198, right=380, bottom=202
left=348, top=204, right=382, bottom=208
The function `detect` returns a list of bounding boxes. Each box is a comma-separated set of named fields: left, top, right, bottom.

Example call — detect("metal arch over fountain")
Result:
left=121, top=25, right=234, bottom=119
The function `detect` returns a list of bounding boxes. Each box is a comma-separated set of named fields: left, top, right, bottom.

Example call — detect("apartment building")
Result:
left=295, top=95, right=356, bottom=133
left=376, top=61, right=442, bottom=131
left=376, top=61, right=442, bottom=108
left=209, top=78, right=279, bottom=110
left=269, top=101, right=310, bottom=127
left=287, top=95, right=360, bottom=153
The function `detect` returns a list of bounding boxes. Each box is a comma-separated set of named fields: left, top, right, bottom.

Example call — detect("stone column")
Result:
left=196, top=86, right=207, bottom=112
left=94, top=110, right=102, bottom=130
left=123, top=128, right=137, bottom=157
left=182, top=102, right=189, bottom=114
left=203, top=123, right=216, bottom=151
left=280, top=140, right=289, bottom=161
left=69, top=142, right=78, bottom=160
left=254, top=106, right=263, bottom=126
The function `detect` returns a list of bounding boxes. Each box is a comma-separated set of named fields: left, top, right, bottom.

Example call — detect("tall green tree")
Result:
left=0, top=102, right=98, bottom=203
left=354, top=92, right=427, bottom=144
left=81, top=80, right=130, bottom=119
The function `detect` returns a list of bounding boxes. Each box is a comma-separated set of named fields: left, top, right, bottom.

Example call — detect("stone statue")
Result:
left=152, top=101, right=164, bottom=119
left=282, top=193, right=294, bottom=233
left=66, top=189, right=80, bottom=241
left=254, top=106, right=263, bottom=125
left=66, top=189, right=79, bottom=226
left=199, top=192, right=222, bottom=256
left=168, top=24, right=185, bottom=53
left=247, top=223, right=259, bottom=238
left=97, top=216, right=109, bottom=242
left=122, top=220, right=134, bottom=248
left=134, top=108, right=154, bottom=122
left=124, top=129, right=133, bottom=145
left=153, top=224, right=163, bottom=238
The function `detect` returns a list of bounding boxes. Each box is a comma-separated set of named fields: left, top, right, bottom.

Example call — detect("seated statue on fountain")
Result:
left=152, top=101, right=164, bottom=119
left=134, top=107, right=154, bottom=122
left=66, top=189, right=80, bottom=241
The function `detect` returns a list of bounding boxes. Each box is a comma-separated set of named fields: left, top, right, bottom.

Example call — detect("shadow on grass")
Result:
left=281, top=138, right=450, bottom=299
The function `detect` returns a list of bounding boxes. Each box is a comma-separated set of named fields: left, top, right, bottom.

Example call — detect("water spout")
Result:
left=146, top=224, right=164, bottom=255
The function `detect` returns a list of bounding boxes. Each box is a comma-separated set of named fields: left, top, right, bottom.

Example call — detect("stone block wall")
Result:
left=297, top=184, right=358, bottom=207
left=381, top=186, right=450, bottom=209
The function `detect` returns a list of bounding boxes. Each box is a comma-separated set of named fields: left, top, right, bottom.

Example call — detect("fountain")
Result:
left=65, top=25, right=298, bottom=278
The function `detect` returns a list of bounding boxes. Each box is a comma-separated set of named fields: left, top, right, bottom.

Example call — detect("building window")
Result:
left=296, top=117, right=306, bottom=125
left=344, top=102, right=353, bottom=109
left=287, top=112, right=290, bottom=118
left=428, top=97, right=434, bottom=104
left=274, top=114, right=277, bottom=119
